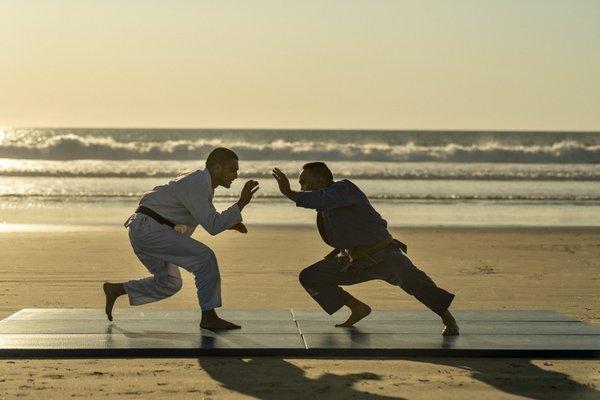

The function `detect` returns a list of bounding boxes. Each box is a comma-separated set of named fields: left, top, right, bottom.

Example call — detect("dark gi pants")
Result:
left=299, top=244, right=454, bottom=316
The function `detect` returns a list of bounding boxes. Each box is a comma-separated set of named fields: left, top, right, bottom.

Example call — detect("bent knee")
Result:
left=156, top=275, right=183, bottom=295
left=168, top=275, right=183, bottom=292
left=187, top=248, right=219, bottom=273
left=299, top=267, right=316, bottom=287
left=196, top=247, right=217, bottom=265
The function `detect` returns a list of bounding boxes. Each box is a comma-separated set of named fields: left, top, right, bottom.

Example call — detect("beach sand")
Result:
left=0, top=226, right=599, bottom=399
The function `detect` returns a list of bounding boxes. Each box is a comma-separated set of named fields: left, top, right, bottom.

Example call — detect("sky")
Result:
left=0, top=0, right=599, bottom=131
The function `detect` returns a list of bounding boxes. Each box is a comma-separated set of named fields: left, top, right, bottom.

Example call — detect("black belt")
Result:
left=135, top=206, right=176, bottom=229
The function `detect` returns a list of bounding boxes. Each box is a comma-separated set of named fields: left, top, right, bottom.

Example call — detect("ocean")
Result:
left=0, top=128, right=599, bottom=230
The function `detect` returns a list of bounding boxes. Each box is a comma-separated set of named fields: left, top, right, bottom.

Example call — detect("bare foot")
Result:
left=441, top=310, right=460, bottom=336
left=200, top=318, right=242, bottom=330
left=103, top=282, right=125, bottom=322
left=442, top=322, right=460, bottom=336
left=200, top=310, right=241, bottom=330
left=336, top=300, right=371, bottom=327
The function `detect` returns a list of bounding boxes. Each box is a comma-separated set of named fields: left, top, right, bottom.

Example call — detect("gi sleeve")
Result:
left=177, top=181, right=242, bottom=236
left=295, top=180, right=359, bottom=212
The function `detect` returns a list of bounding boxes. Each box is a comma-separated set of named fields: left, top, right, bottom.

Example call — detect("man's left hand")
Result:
left=229, top=223, right=248, bottom=234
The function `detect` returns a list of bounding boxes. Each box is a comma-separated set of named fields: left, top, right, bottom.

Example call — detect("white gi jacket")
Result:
left=139, top=169, right=242, bottom=235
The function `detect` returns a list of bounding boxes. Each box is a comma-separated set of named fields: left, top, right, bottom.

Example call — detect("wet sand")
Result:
left=0, top=226, right=599, bottom=399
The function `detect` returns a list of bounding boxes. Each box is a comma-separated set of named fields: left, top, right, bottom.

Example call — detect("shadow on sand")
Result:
left=197, top=356, right=404, bottom=400
left=197, top=355, right=599, bottom=400
left=105, top=324, right=597, bottom=399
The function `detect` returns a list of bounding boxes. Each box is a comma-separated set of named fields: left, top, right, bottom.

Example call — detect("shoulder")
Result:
left=322, top=180, right=362, bottom=198
left=337, top=179, right=367, bottom=200
left=174, top=169, right=204, bottom=185
left=333, top=179, right=359, bottom=191
left=171, top=170, right=210, bottom=194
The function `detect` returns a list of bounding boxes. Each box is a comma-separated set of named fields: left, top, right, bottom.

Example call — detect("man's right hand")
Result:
left=272, top=168, right=297, bottom=201
left=237, top=180, right=259, bottom=211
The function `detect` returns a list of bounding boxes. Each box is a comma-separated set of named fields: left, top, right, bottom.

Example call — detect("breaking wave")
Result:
left=1, top=133, right=600, bottom=163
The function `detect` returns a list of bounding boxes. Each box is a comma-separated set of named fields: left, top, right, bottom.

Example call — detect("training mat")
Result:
left=0, top=309, right=304, bottom=357
left=0, top=309, right=598, bottom=358
left=295, top=309, right=600, bottom=357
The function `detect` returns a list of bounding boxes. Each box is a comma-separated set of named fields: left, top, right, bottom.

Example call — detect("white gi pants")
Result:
left=123, top=213, right=221, bottom=310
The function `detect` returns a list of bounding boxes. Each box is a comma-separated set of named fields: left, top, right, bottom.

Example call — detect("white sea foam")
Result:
left=1, top=131, right=600, bottom=163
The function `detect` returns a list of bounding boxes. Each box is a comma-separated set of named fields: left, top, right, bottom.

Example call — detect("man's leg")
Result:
left=105, top=214, right=238, bottom=329
left=104, top=256, right=183, bottom=321
left=178, top=246, right=238, bottom=330
left=299, top=259, right=373, bottom=327
left=377, top=248, right=459, bottom=335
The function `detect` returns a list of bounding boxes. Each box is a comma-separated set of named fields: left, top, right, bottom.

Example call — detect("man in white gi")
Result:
left=103, top=148, right=258, bottom=330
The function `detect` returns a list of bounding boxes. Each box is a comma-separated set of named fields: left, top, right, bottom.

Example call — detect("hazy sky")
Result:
left=1, top=0, right=599, bottom=130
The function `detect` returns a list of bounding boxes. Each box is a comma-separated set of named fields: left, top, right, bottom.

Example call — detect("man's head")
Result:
left=206, top=148, right=239, bottom=188
left=299, top=162, right=333, bottom=191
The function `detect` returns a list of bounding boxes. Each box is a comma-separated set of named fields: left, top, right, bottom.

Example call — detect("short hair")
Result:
left=302, top=162, right=333, bottom=183
left=206, top=148, right=238, bottom=169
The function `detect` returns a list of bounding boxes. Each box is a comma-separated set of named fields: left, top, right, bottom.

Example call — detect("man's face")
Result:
left=299, top=169, right=325, bottom=191
left=214, top=159, right=239, bottom=188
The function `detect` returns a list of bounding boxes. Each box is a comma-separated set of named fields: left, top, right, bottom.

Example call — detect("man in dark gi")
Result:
left=272, top=162, right=459, bottom=335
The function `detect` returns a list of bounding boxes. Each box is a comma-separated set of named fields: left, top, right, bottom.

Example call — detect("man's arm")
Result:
left=187, top=198, right=242, bottom=236
left=294, top=182, right=356, bottom=211
left=272, top=168, right=357, bottom=211
left=179, top=180, right=259, bottom=236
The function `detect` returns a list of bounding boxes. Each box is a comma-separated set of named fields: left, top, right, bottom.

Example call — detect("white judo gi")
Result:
left=123, top=169, right=242, bottom=310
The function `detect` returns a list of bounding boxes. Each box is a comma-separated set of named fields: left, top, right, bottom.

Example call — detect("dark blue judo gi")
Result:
left=296, top=179, right=455, bottom=316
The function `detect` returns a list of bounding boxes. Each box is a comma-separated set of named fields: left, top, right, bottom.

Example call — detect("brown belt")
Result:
left=345, top=237, right=408, bottom=273
left=324, top=237, right=407, bottom=262
left=349, top=236, right=395, bottom=261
